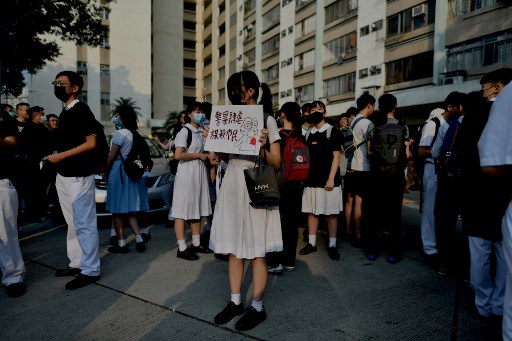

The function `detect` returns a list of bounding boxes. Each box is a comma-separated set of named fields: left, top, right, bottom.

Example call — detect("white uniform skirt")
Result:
left=209, top=158, right=283, bottom=259
left=302, top=186, right=344, bottom=215
left=171, top=159, right=212, bottom=220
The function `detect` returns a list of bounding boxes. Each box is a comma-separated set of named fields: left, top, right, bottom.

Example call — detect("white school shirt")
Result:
left=350, top=114, right=373, bottom=171
left=419, top=115, right=446, bottom=163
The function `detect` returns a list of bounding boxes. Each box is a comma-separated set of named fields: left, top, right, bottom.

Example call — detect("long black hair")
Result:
left=116, top=105, right=138, bottom=131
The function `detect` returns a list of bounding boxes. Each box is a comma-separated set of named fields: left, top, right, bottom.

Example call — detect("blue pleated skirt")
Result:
left=106, top=159, right=149, bottom=214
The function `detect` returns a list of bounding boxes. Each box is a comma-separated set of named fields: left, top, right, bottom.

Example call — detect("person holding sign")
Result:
left=206, top=71, right=282, bottom=331
left=171, top=101, right=212, bottom=261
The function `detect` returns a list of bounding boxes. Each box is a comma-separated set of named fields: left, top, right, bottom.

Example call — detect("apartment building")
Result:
left=26, top=0, right=199, bottom=128
left=200, top=0, right=512, bottom=124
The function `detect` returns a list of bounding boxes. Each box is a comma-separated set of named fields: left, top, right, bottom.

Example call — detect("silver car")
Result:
left=95, top=137, right=173, bottom=216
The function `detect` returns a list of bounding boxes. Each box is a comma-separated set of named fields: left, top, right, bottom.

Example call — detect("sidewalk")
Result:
left=0, top=192, right=502, bottom=340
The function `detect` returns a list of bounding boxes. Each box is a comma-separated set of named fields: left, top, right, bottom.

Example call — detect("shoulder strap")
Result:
left=350, top=116, right=364, bottom=130
left=184, top=126, right=193, bottom=148
left=430, top=116, right=441, bottom=148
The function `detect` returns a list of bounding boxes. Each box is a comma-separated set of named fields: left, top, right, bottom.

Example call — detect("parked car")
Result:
left=95, top=136, right=173, bottom=216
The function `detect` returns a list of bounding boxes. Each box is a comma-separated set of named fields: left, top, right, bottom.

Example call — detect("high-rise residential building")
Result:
left=200, top=0, right=512, bottom=124
left=25, top=0, right=199, bottom=130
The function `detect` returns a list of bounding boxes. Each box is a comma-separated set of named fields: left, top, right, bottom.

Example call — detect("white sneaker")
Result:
left=267, top=264, right=283, bottom=274
left=282, top=265, right=295, bottom=272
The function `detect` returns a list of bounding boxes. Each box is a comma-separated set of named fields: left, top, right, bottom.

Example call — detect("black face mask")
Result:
left=306, top=111, right=324, bottom=125
left=54, top=86, right=70, bottom=102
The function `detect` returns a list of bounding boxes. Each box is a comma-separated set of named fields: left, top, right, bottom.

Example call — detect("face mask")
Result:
left=9, top=111, right=15, bottom=118
left=193, top=113, right=206, bottom=125
left=113, top=117, right=123, bottom=130
left=308, top=111, right=324, bottom=125
left=41, top=116, right=47, bottom=125
left=54, top=86, right=70, bottom=102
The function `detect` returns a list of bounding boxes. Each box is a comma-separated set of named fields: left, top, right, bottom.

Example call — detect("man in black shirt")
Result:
left=0, top=111, right=27, bottom=297
left=43, top=71, right=101, bottom=290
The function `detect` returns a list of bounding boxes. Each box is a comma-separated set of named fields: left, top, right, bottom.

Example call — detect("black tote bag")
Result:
left=244, top=157, right=280, bottom=208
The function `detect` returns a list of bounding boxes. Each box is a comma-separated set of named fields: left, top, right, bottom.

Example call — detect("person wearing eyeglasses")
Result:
left=43, top=71, right=101, bottom=290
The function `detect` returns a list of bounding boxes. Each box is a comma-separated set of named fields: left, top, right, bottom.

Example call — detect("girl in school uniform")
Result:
left=171, top=102, right=212, bottom=260
left=207, top=71, right=282, bottom=331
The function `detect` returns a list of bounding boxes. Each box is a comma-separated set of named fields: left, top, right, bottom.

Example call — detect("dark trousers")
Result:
left=366, top=172, right=404, bottom=256
left=23, top=160, right=48, bottom=219
left=267, top=181, right=303, bottom=267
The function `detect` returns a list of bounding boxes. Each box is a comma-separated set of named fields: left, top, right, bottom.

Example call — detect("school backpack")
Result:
left=342, top=116, right=365, bottom=169
left=121, top=130, right=154, bottom=181
left=169, top=126, right=193, bottom=175
left=412, top=116, right=441, bottom=179
left=371, top=123, right=407, bottom=173
left=93, top=120, right=110, bottom=174
left=281, top=128, right=310, bottom=181
left=436, top=119, right=462, bottom=176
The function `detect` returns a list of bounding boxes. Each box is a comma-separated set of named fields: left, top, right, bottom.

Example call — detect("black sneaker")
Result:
left=55, top=267, right=81, bottom=277
left=6, top=282, right=26, bottom=298
left=141, top=232, right=151, bottom=243
left=214, top=301, right=245, bottom=325
left=109, top=235, right=118, bottom=246
left=328, top=246, right=340, bottom=260
left=235, top=306, right=267, bottom=331
left=299, top=243, right=317, bottom=255
left=108, top=245, right=129, bottom=254
left=136, top=241, right=146, bottom=253
left=65, top=274, right=100, bottom=290
left=190, top=244, right=213, bottom=254
left=177, top=247, right=199, bottom=261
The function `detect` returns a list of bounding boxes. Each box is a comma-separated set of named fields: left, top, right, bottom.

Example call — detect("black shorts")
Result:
left=344, top=170, right=371, bottom=197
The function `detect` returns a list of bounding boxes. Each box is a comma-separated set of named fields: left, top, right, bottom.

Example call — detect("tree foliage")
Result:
left=110, top=97, right=141, bottom=118
left=164, top=111, right=182, bottom=131
left=1, top=0, right=112, bottom=96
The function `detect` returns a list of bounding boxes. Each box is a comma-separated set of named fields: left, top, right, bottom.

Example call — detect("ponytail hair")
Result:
left=259, top=82, right=273, bottom=114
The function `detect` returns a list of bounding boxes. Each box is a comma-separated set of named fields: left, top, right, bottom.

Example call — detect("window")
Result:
left=230, top=12, right=237, bottom=27
left=325, top=0, right=358, bottom=25
left=263, top=5, right=280, bottom=31
left=281, top=30, right=287, bottom=38
left=219, top=45, right=225, bottom=58
left=358, top=68, right=368, bottom=79
left=370, top=64, right=382, bottom=75
left=184, top=59, right=195, bottom=68
left=244, top=0, right=256, bottom=15
left=386, top=51, right=434, bottom=85
left=295, top=84, right=314, bottom=102
left=77, top=61, right=87, bottom=75
left=282, top=0, right=293, bottom=6
left=387, top=1, right=435, bottom=37
left=324, top=72, right=356, bottom=97
left=451, top=0, right=498, bottom=16
left=295, top=15, right=315, bottom=39
left=184, top=77, right=195, bottom=87
left=243, top=22, right=255, bottom=40
left=296, top=0, right=314, bottom=8
left=184, top=21, right=196, bottom=31
left=372, top=20, right=383, bottom=31
left=101, top=36, right=110, bottom=49
left=218, top=89, right=225, bottom=101
left=78, top=91, right=88, bottom=104
left=295, top=49, right=314, bottom=71
left=360, top=25, right=370, bottom=37
left=262, top=35, right=280, bottom=56
left=244, top=48, right=256, bottom=65
left=184, top=40, right=195, bottom=49
left=100, top=92, right=110, bottom=106
left=262, top=63, right=279, bottom=82
left=100, top=64, right=110, bottom=77
left=184, top=2, right=196, bottom=12
left=204, top=74, right=212, bottom=91
left=281, top=57, right=293, bottom=68
left=100, top=7, right=109, bottom=20
left=219, top=66, right=225, bottom=79
left=323, top=32, right=357, bottom=62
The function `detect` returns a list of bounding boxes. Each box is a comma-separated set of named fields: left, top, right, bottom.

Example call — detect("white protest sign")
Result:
left=204, top=105, right=263, bottom=155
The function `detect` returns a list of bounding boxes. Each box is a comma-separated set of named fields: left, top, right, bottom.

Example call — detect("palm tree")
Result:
left=163, top=110, right=181, bottom=131
left=110, top=97, right=141, bottom=118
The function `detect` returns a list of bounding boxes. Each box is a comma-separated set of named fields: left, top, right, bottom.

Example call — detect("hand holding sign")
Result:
left=204, top=105, right=264, bottom=155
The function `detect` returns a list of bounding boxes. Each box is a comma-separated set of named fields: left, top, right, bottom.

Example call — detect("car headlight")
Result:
left=157, top=173, right=173, bottom=187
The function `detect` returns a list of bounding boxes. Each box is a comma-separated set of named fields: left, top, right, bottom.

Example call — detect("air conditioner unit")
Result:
left=370, top=65, right=377, bottom=73
left=371, top=23, right=377, bottom=31
left=444, top=76, right=464, bottom=85
left=337, top=55, right=344, bottom=64
left=412, top=4, right=426, bottom=17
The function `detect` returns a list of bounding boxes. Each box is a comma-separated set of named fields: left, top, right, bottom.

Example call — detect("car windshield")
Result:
left=145, top=138, right=163, bottom=158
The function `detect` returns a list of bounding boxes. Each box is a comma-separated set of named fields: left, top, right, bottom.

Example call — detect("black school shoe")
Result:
left=136, top=241, right=146, bottom=253
left=299, top=243, right=317, bottom=255
left=235, top=306, right=267, bottom=331
left=141, top=232, right=151, bottom=243
left=214, top=301, right=245, bottom=324
left=177, top=247, right=199, bottom=261
left=6, top=282, right=26, bottom=298
left=65, top=274, right=100, bottom=290
left=55, top=267, right=81, bottom=277
left=108, top=245, right=129, bottom=254
left=328, top=246, right=340, bottom=260
left=190, top=244, right=213, bottom=254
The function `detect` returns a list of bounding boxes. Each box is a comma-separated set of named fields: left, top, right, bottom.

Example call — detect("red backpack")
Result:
left=281, top=128, right=310, bottom=181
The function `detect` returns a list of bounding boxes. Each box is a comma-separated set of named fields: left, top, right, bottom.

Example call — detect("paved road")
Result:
left=0, top=192, right=502, bottom=340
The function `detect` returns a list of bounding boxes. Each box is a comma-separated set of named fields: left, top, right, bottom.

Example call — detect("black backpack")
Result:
left=371, top=123, right=407, bottom=173
left=169, top=126, right=192, bottom=176
left=342, top=116, right=365, bottom=169
left=92, top=121, right=109, bottom=174
left=121, top=131, right=153, bottom=181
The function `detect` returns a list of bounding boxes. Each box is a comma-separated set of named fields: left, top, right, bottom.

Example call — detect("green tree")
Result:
left=164, top=111, right=181, bottom=131
left=110, top=97, right=141, bottom=118
left=1, top=0, right=112, bottom=96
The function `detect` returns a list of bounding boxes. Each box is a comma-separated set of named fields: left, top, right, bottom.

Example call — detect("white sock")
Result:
left=118, top=239, right=126, bottom=247
left=192, top=234, right=200, bottom=247
left=231, top=293, right=241, bottom=305
left=251, top=300, right=263, bottom=312
left=177, top=239, right=187, bottom=252
left=135, top=234, right=144, bottom=243
left=309, top=235, right=317, bottom=247
left=141, top=227, right=149, bottom=234
left=110, top=227, right=116, bottom=237
left=329, top=237, right=337, bottom=248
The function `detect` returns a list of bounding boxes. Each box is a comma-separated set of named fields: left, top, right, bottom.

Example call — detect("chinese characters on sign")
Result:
left=204, top=105, right=264, bottom=155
